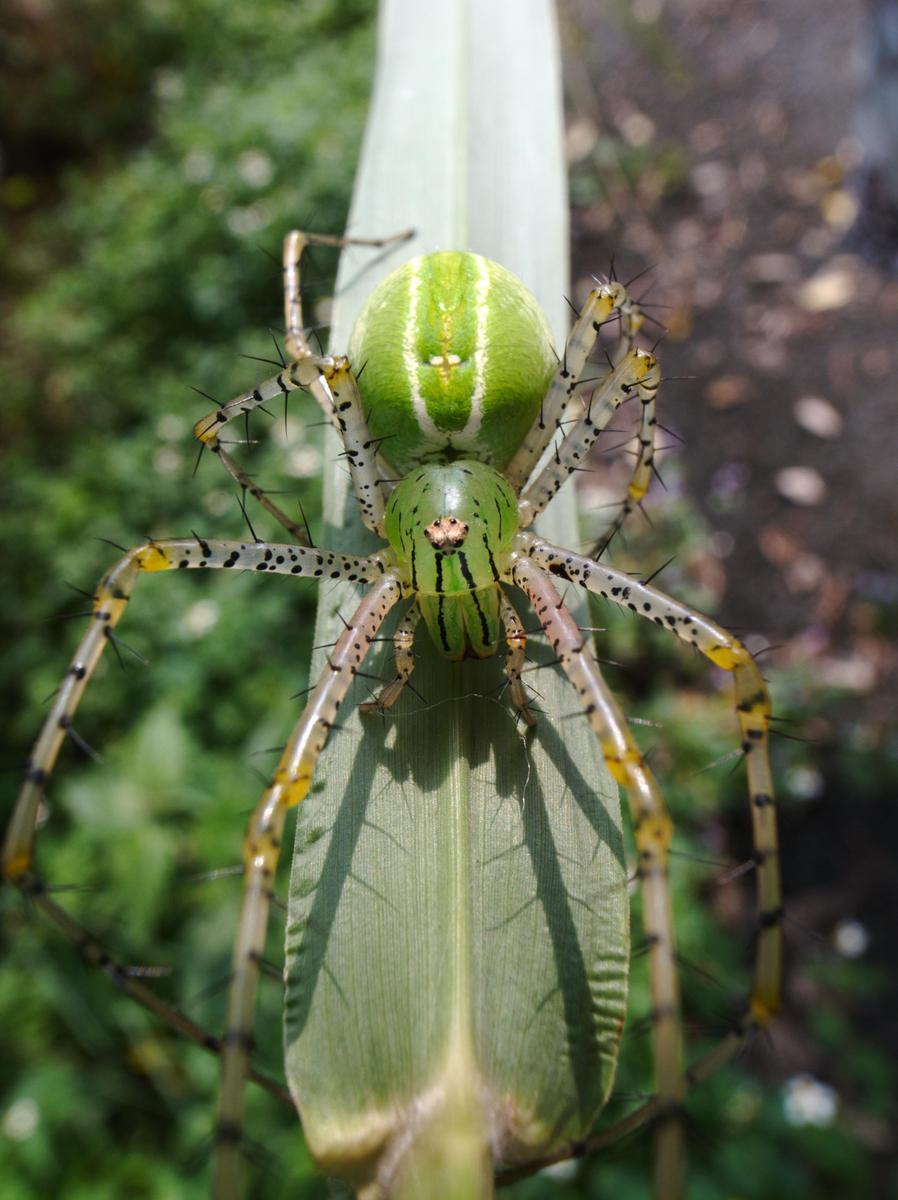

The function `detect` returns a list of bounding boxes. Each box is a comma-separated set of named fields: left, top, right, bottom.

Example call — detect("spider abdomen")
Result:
left=348, top=251, right=556, bottom=472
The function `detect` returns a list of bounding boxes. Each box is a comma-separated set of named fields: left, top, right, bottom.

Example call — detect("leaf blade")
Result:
left=285, top=0, right=629, bottom=1188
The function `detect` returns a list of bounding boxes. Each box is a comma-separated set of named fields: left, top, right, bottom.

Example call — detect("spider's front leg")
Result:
left=192, top=228, right=412, bottom=542
left=516, top=348, right=660, bottom=529
left=504, top=279, right=646, bottom=491
left=213, top=570, right=404, bottom=1200
left=281, top=228, right=412, bottom=362
left=191, top=347, right=390, bottom=540
left=2, top=534, right=396, bottom=1198
left=506, top=551, right=685, bottom=1200
left=589, top=353, right=661, bottom=558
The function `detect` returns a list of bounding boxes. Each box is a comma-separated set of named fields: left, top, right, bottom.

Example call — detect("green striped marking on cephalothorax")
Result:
left=348, top=251, right=557, bottom=474
left=384, top=460, right=519, bottom=660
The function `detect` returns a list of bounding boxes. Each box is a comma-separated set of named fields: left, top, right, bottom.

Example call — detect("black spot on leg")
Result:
left=759, top=906, right=784, bottom=929
left=215, top=1120, right=244, bottom=1146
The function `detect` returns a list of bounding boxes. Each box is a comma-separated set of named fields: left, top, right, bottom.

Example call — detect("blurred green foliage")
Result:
left=0, top=2, right=892, bottom=1198
left=1, top=1, right=374, bottom=1195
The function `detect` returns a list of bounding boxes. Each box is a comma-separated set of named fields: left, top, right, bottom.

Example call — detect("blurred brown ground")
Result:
left=561, top=0, right=897, bottom=1168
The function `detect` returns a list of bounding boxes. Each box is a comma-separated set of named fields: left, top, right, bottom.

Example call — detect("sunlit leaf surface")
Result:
left=284, top=2, right=628, bottom=1193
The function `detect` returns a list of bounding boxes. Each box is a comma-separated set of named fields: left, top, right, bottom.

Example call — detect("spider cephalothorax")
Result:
left=384, top=460, right=517, bottom=659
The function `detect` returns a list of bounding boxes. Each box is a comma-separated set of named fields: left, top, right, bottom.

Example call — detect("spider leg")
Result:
left=499, top=590, right=536, bottom=725
left=213, top=571, right=404, bottom=1199
left=192, top=354, right=338, bottom=543
left=208, top=442, right=314, bottom=545
left=359, top=602, right=420, bottom=713
left=504, top=280, right=645, bottom=491
left=10, top=872, right=292, bottom=1107
left=192, top=230, right=410, bottom=543
left=498, top=987, right=767, bottom=1188
left=192, top=349, right=391, bottom=540
left=507, top=552, right=685, bottom=1200
left=281, top=228, right=412, bottom=361
left=326, top=356, right=390, bottom=536
left=521, top=535, right=782, bottom=1032
left=2, top=537, right=380, bottom=884
left=283, top=228, right=408, bottom=504
left=2, top=537, right=392, bottom=1193
left=516, top=348, right=660, bottom=527
left=589, top=367, right=659, bottom=557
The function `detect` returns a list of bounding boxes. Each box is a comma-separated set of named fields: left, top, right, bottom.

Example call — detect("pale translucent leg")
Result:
left=2, top=538, right=382, bottom=884
left=507, top=552, right=685, bottom=1200
left=499, top=591, right=535, bottom=726
left=517, top=348, right=660, bottom=528
left=504, top=280, right=646, bottom=490
left=520, top=534, right=782, bottom=1030
left=213, top=571, right=404, bottom=1199
left=589, top=365, right=660, bottom=557
left=1, top=538, right=383, bottom=1142
left=281, top=228, right=413, bottom=523
left=193, top=229, right=411, bottom=539
left=359, top=603, right=420, bottom=713
left=192, top=345, right=389, bottom=538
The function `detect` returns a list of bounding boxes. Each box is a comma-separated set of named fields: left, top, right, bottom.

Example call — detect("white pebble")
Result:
left=787, top=764, right=824, bottom=800
left=775, top=466, right=827, bottom=505
left=833, top=919, right=869, bottom=958
left=796, top=265, right=856, bottom=312
left=793, top=396, right=843, bottom=439
left=2, top=1097, right=39, bottom=1141
left=236, top=148, right=275, bottom=188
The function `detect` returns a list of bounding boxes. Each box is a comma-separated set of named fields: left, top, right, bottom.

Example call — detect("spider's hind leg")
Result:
left=508, top=551, right=686, bottom=1200
left=524, top=537, right=783, bottom=1035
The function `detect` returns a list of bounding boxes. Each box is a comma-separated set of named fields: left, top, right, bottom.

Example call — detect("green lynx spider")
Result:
left=3, top=230, right=782, bottom=1200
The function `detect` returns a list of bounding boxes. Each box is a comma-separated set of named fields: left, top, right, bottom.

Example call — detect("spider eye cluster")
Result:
left=383, top=459, right=518, bottom=580
left=423, top=516, right=469, bottom=552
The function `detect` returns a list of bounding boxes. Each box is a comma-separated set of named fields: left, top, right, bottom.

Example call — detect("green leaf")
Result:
left=284, top=2, right=628, bottom=1195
